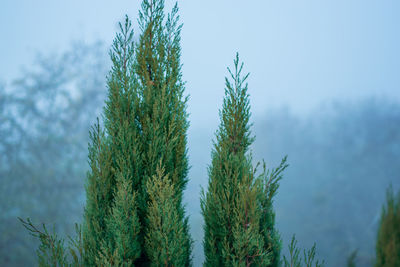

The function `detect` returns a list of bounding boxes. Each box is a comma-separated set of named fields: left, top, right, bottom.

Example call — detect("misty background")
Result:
left=1, top=1, right=399, bottom=266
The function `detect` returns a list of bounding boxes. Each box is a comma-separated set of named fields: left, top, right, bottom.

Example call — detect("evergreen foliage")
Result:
left=19, top=218, right=84, bottom=267
left=282, top=235, right=324, bottom=267
left=82, top=15, right=141, bottom=266
left=20, top=0, right=191, bottom=265
left=375, top=185, right=400, bottom=267
left=261, top=158, right=288, bottom=266
left=134, top=0, right=192, bottom=264
left=144, top=163, right=189, bottom=266
left=201, top=54, right=285, bottom=266
left=83, top=0, right=192, bottom=265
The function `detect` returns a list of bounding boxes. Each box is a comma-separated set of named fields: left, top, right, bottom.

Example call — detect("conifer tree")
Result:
left=201, top=54, right=286, bottom=267
left=82, top=16, right=141, bottom=266
left=134, top=0, right=192, bottom=265
left=375, top=185, right=400, bottom=267
left=83, top=0, right=192, bottom=265
left=21, top=0, right=191, bottom=265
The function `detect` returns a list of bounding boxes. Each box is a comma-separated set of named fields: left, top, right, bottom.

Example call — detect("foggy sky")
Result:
left=2, top=0, right=400, bottom=130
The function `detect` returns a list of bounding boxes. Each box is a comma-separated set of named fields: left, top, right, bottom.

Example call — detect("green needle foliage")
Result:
left=282, top=235, right=324, bottom=267
left=201, top=53, right=286, bottom=267
left=19, top=218, right=84, bottom=267
left=145, top=163, right=189, bottom=266
left=261, top=157, right=288, bottom=267
left=83, top=15, right=141, bottom=266
left=84, top=0, right=191, bottom=265
left=18, top=1, right=329, bottom=266
left=20, top=1, right=191, bottom=265
left=134, top=0, right=192, bottom=265
left=375, top=185, right=400, bottom=267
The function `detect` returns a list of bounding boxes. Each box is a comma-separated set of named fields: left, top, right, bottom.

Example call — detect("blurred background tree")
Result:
left=0, top=41, right=107, bottom=266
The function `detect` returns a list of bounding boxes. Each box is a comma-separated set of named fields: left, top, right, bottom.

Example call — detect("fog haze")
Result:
left=2, top=1, right=400, bottom=122
left=1, top=1, right=399, bottom=266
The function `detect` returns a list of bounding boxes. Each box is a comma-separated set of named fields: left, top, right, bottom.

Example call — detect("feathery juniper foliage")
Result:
left=201, top=53, right=285, bottom=267
left=84, top=0, right=192, bottom=264
left=19, top=218, right=84, bottom=267
left=135, top=0, right=192, bottom=264
left=145, top=163, right=189, bottom=266
left=82, top=119, right=116, bottom=266
left=375, top=185, right=400, bottom=267
left=21, top=0, right=192, bottom=265
left=83, top=16, right=141, bottom=266
left=260, top=157, right=287, bottom=267
left=282, top=235, right=324, bottom=267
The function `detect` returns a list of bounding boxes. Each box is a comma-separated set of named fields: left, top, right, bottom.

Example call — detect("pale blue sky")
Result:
left=1, top=0, right=400, bottom=128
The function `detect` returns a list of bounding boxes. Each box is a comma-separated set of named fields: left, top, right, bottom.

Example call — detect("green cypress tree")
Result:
left=23, top=0, right=192, bottom=264
left=135, top=0, right=192, bottom=265
left=201, top=53, right=286, bottom=267
left=375, top=185, right=400, bottom=267
left=82, top=16, right=141, bottom=266
left=84, top=0, right=192, bottom=265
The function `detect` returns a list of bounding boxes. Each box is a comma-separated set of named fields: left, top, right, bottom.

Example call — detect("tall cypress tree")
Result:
left=84, top=0, right=192, bottom=265
left=21, top=1, right=192, bottom=264
left=82, top=16, right=141, bottom=266
left=201, top=54, right=286, bottom=267
left=135, top=0, right=192, bottom=265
